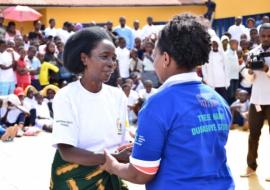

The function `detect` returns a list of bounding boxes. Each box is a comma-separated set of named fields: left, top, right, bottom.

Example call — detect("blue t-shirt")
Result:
left=114, top=27, right=134, bottom=49
left=131, top=81, right=235, bottom=190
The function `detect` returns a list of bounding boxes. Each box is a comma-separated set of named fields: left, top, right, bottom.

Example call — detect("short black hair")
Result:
left=64, top=26, right=112, bottom=74
left=7, top=21, right=15, bottom=27
left=33, top=20, right=40, bottom=26
left=7, top=21, right=15, bottom=31
left=28, top=45, right=37, bottom=51
left=49, top=18, right=55, bottom=23
left=63, top=21, right=72, bottom=28
left=118, top=36, right=126, bottom=42
left=157, top=13, right=211, bottom=70
left=250, top=28, right=258, bottom=33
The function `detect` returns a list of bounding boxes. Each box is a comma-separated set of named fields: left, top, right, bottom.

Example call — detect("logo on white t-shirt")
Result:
left=116, top=118, right=123, bottom=135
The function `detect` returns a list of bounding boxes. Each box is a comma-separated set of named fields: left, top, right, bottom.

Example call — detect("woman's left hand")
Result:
left=100, top=150, right=119, bottom=174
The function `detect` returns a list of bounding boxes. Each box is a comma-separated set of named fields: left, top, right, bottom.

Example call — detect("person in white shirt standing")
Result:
left=226, top=38, right=241, bottom=104
left=202, top=36, right=229, bottom=101
left=50, top=27, right=131, bottom=190
left=141, top=16, right=158, bottom=40
left=56, top=21, right=73, bottom=44
left=240, top=24, right=270, bottom=181
left=23, top=85, right=38, bottom=127
left=228, top=17, right=249, bottom=42
left=115, top=37, right=130, bottom=79
left=0, top=39, right=19, bottom=96
left=132, top=20, right=143, bottom=40
left=44, top=18, right=57, bottom=38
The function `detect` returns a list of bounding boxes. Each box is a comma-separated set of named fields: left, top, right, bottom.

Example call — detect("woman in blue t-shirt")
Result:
left=101, top=13, right=235, bottom=190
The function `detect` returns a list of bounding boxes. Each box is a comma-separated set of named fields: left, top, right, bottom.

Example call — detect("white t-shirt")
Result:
left=0, top=107, right=22, bottom=124
left=231, top=99, right=249, bottom=113
left=0, top=51, right=19, bottom=82
left=246, top=45, right=270, bottom=105
left=228, top=24, right=249, bottom=42
left=139, top=88, right=157, bottom=100
left=132, top=80, right=144, bottom=93
left=24, top=97, right=37, bottom=110
left=132, top=29, right=143, bottom=39
left=52, top=81, right=129, bottom=153
left=44, top=27, right=58, bottom=37
left=143, top=56, right=154, bottom=71
left=127, top=90, right=139, bottom=123
left=141, top=25, right=158, bottom=40
left=239, top=64, right=252, bottom=88
left=127, top=90, right=139, bottom=107
left=36, top=102, right=51, bottom=119
left=56, top=29, right=72, bottom=44
left=115, top=47, right=130, bottom=78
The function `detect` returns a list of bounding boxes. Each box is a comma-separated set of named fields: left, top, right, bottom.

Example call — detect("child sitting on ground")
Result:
left=230, top=89, right=249, bottom=130
left=35, top=93, right=53, bottom=132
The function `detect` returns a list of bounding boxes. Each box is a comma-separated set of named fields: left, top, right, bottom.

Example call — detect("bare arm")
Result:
left=58, top=144, right=106, bottom=166
left=58, top=143, right=131, bottom=166
left=0, top=64, right=13, bottom=70
left=101, top=150, right=155, bottom=184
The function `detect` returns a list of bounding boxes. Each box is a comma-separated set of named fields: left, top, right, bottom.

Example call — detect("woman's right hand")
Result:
left=114, top=144, right=133, bottom=163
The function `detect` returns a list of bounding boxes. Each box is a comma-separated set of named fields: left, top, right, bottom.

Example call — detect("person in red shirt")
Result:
left=15, top=46, right=31, bottom=89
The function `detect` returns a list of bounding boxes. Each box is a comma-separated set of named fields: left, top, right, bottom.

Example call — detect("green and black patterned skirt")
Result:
left=50, top=150, right=128, bottom=190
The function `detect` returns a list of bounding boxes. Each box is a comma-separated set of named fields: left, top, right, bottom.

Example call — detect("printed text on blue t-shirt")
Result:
left=191, top=113, right=228, bottom=136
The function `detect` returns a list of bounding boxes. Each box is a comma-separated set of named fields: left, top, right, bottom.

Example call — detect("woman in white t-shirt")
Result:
left=50, top=27, right=131, bottom=190
left=5, top=21, right=21, bottom=41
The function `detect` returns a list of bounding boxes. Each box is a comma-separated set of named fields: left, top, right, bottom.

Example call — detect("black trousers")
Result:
left=24, top=109, right=36, bottom=126
left=227, top=79, right=239, bottom=105
left=247, top=104, right=270, bottom=170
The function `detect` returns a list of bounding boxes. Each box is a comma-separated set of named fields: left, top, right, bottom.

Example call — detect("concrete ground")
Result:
left=0, top=126, right=270, bottom=190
